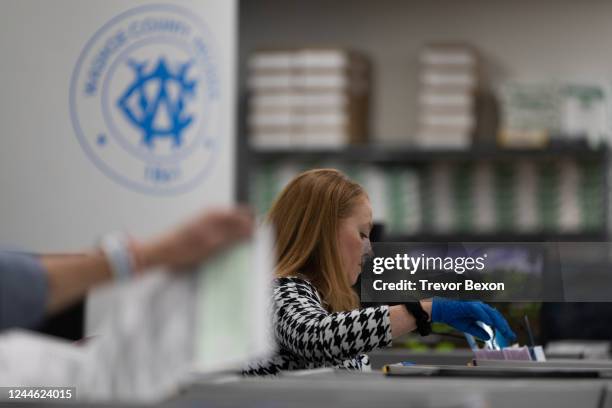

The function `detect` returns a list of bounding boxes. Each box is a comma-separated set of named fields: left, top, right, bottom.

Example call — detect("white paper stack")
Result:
left=359, top=166, right=388, bottom=225
left=579, top=161, right=605, bottom=232
left=429, top=162, right=455, bottom=233
left=515, top=160, right=539, bottom=233
left=416, top=44, right=478, bottom=149
left=384, top=167, right=421, bottom=234
left=557, top=159, right=581, bottom=232
left=498, top=81, right=612, bottom=148
left=560, top=83, right=612, bottom=147
left=247, top=48, right=370, bottom=149
left=473, top=162, right=496, bottom=233
left=497, top=82, right=561, bottom=148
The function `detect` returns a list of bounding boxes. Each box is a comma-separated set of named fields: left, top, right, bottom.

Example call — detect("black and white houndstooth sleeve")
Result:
left=243, top=277, right=392, bottom=375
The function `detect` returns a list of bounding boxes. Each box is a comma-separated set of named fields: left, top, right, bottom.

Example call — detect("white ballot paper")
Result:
left=0, top=227, right=274, bottom=403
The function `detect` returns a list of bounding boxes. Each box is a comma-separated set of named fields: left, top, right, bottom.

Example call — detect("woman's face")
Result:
left=337, top=196, right=373, bottom=286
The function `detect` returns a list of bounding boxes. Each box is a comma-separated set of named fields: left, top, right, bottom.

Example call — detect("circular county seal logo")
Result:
left=70, top=4, right=221, bottom=194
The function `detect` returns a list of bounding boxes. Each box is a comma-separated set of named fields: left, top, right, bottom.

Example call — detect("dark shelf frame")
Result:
left=247, top=144, right=608, bottom=165
left=384, top=231, right=609, bottom=243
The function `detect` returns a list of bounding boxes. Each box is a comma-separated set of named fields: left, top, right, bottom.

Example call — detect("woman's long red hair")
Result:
left=267, top=169, right=366, bottom=312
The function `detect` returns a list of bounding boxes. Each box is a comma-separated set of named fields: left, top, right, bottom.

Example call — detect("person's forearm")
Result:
left=389, top=300, right=432, bottom=338
left=39, top=235, right=213, bottom=315
left=41, top=252, right=113, bottom=314
left=39, top=207, right=253, bottom=316
left=40, top=238, right=173, bottom=315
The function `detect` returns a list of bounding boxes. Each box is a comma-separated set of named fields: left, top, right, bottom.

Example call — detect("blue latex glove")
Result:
left=431, top=297, right=516, bottom=342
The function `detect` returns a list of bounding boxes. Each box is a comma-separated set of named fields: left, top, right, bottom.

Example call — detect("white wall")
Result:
left=0, top=0, right=237, bottom=252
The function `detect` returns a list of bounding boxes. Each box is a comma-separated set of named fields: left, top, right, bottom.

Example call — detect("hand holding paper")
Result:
left=0, top=226, right=273, bottom=403
left=135, top=207, right=254, bottom=271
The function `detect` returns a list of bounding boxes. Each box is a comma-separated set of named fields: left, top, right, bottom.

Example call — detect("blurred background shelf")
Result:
left=242, top=145, right=609, bottom=242
left=384, top=231, right=608, bottom=243
left=236, top=0, right=612, bottom=346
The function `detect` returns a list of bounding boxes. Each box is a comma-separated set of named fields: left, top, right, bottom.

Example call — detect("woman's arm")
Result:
left=388, top=300, right=432, bottom=337
left=273, top=279, right=431, bottom=366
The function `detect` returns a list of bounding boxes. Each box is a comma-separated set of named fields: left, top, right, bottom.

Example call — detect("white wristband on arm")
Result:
left=99, top=232, right=135, bottom=282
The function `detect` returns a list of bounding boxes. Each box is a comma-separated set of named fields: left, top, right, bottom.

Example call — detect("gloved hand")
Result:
left=431, top=297, right=516, bottom=341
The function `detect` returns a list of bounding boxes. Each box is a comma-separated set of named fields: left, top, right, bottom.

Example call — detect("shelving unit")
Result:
left=236, top=0, right=612, bottom=244
left=385, top=231, right=608, bottom=243
left=239, top=143, right=609, bottom=242
left=236, top=0, right=612, bottom=346
left=237, top=109, right=610, bottom=243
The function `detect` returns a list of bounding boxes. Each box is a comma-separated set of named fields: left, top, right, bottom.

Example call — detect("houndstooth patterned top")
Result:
left=243, top=276, right=392, bottom=375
